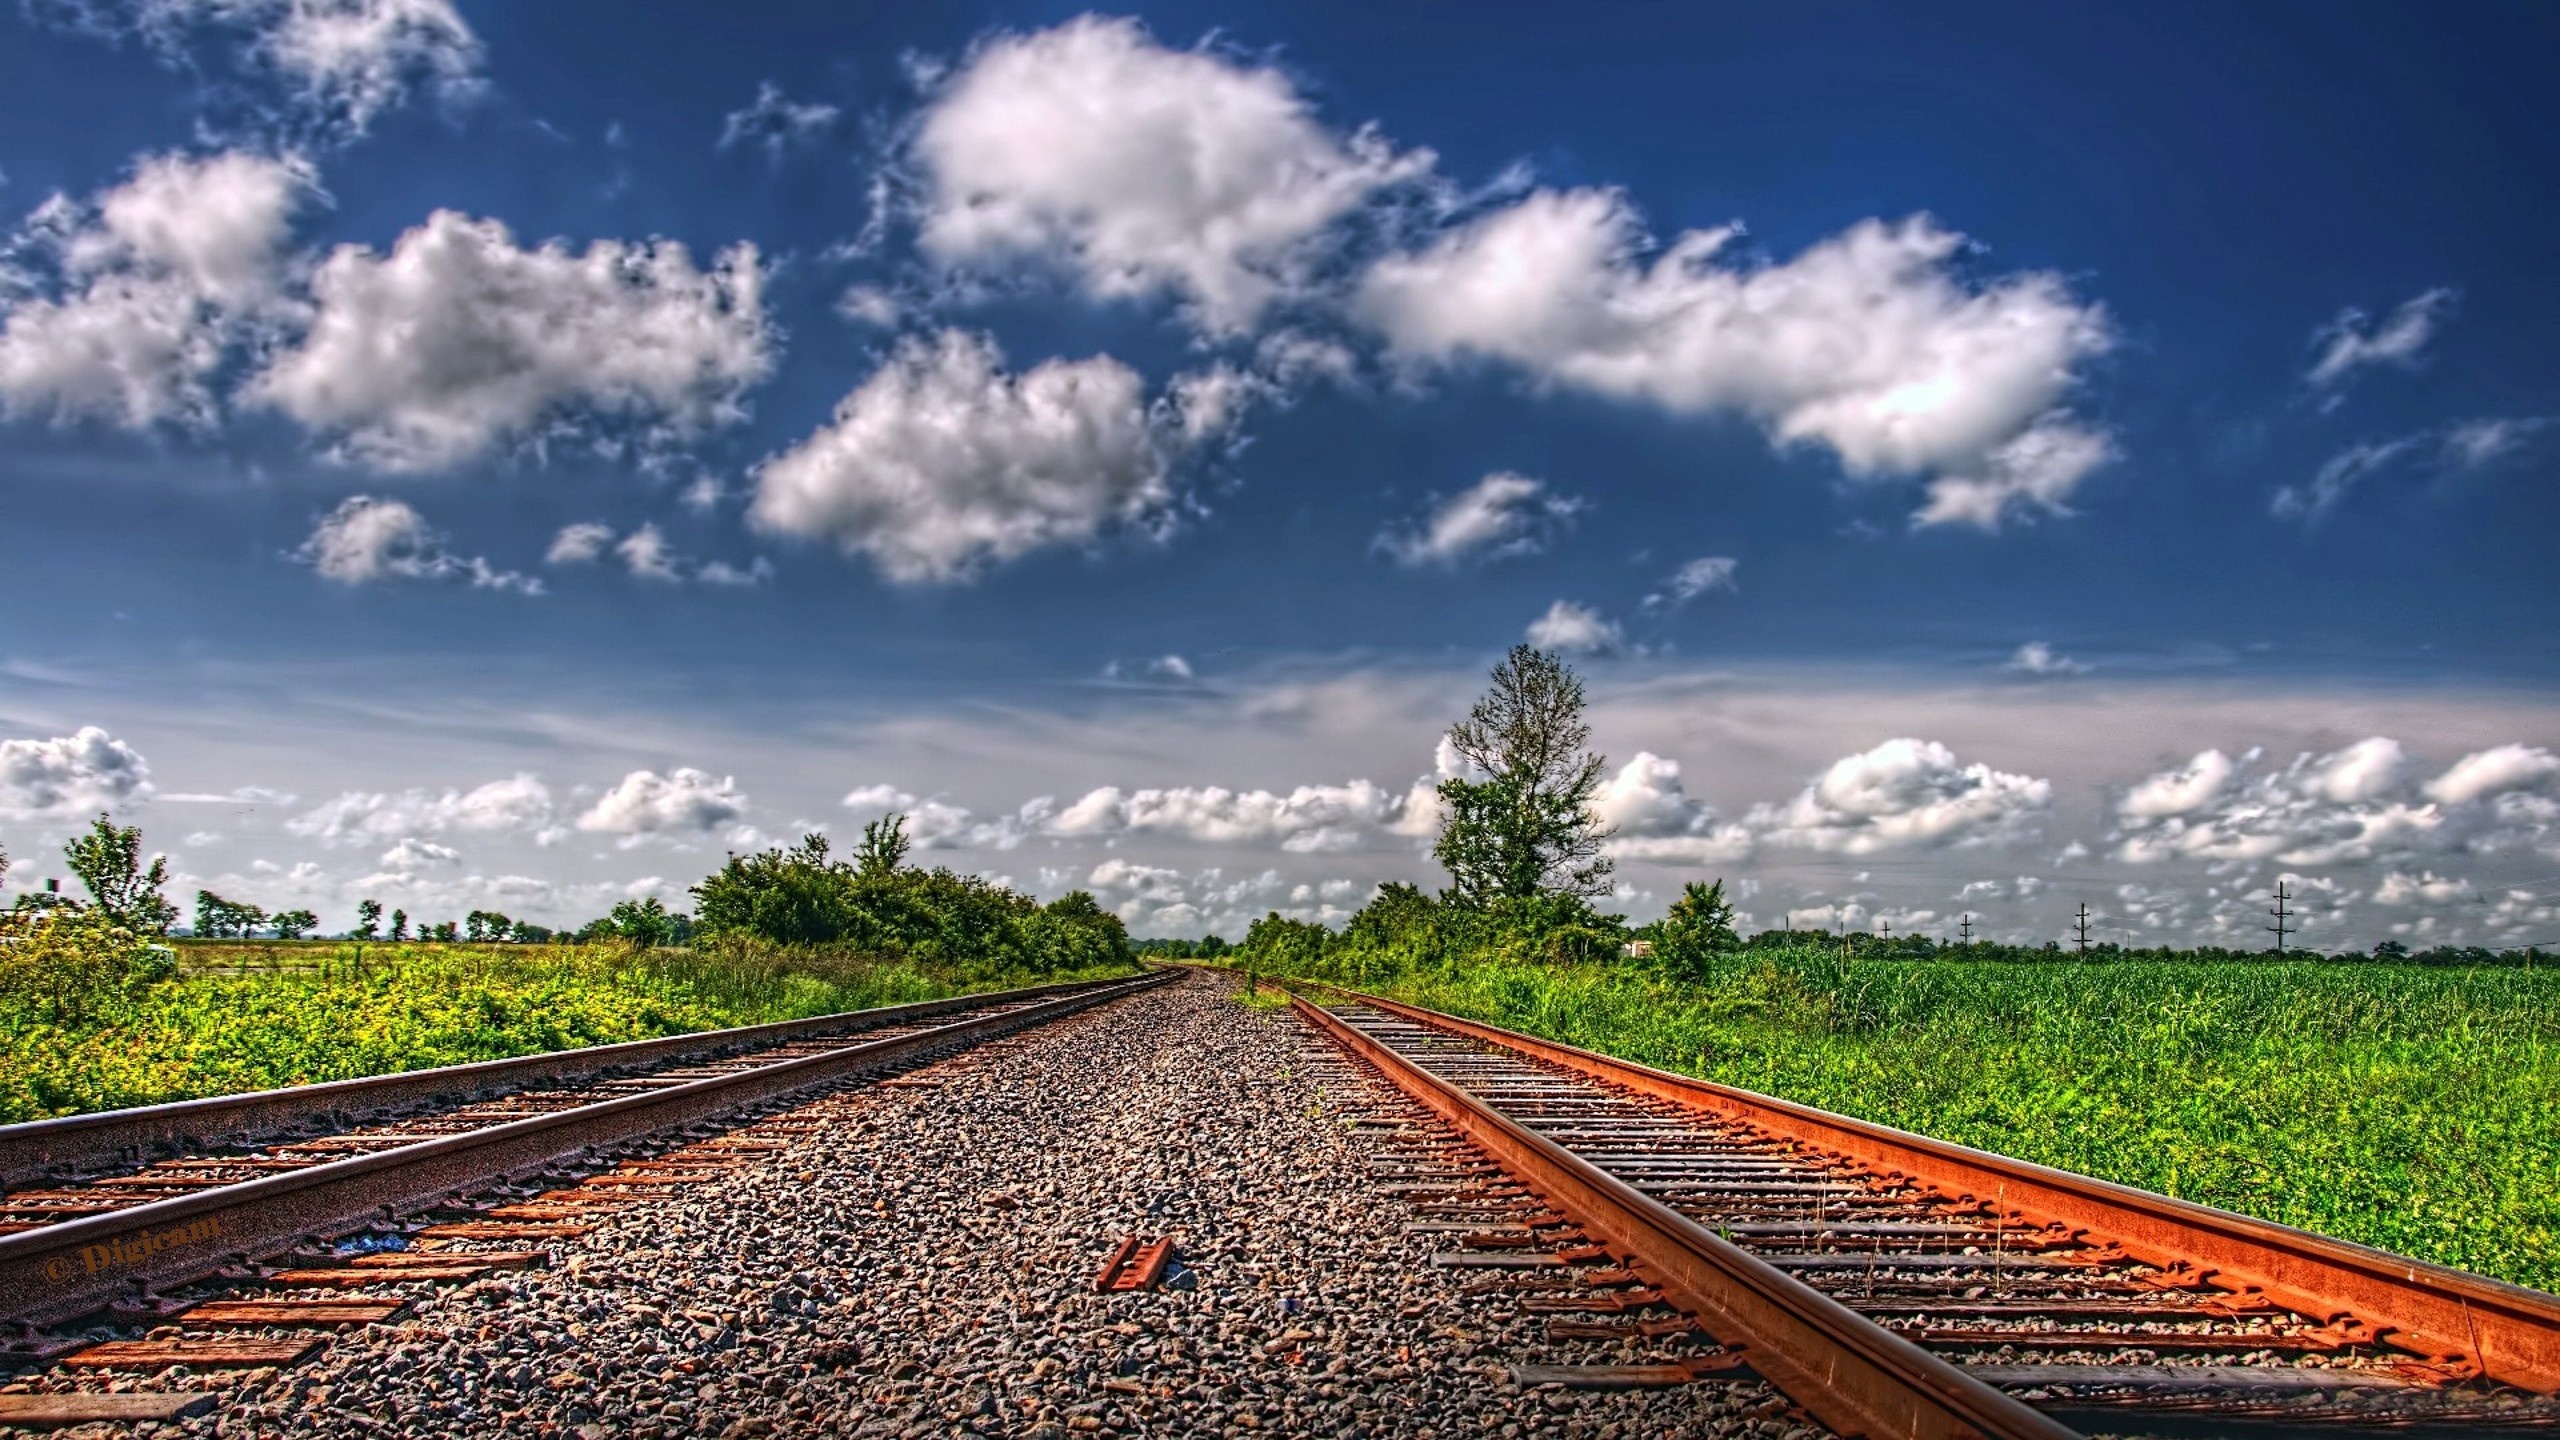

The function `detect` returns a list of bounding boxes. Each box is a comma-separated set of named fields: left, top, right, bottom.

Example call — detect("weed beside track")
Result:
left=1280, top=953, right=2560, bottom=1295
left=0, top=942, right=1144, bottom=1124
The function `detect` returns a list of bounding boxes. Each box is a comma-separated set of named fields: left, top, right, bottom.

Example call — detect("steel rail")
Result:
left=1293, top=976, right=2560, bottom=1394
left=0, top=974, right=1142, bottom=1190
left=0, top=972, right=1175, bottom=1328
left=1290, top=990, right=2079, bottom=1440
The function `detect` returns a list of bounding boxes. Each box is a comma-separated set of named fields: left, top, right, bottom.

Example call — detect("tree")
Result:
left=856, top=814, right=912, bottom=878
left=352, top=900, right=382, bottom=940
left=608, top=897, right=677, bottom=948
left=193, top=890, right=265, bottom=939
left=1647, top=880, right=1739, bottom=979
left=65, top=815, right=177, bottom=935
left=271, top=908, right=318, bottom=940
left=389, top=908, right=409, bottom=942
left=1433, top=646, right=1614, bottom=907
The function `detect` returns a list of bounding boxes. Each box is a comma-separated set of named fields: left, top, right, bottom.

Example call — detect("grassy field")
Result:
left=0, top=939, right=1139, bottom=1124
left=1285, top=951, right=2560, bottom=1295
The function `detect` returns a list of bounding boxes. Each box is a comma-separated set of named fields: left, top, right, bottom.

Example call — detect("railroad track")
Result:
left=1289, top=979, right=2560, bottom=1439
left=0, top=971, right=1173, bottom=1341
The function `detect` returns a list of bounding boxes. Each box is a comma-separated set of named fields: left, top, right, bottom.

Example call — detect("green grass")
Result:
left=0, top=940, right=1139, bottom=1124
left=1306, top=950, right=2560, bottom=1295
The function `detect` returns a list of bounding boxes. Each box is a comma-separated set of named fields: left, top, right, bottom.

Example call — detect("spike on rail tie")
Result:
left=1095, top=1236, right=1176, bottom=1293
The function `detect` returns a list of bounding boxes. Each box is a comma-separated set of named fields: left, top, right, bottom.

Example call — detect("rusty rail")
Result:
left=0, top=974, right=1148, bottom=1190
left=0, top=972, right=1175, bottom=1328
left=1290, top=976, right=2560, bottom=1396
left=1291, top=990, right=2078, bottom=1440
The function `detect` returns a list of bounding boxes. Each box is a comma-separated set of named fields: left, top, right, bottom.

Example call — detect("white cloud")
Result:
left=1103, top=654, right=1196, bottom=684
left=542, top=520, right=762, bottom=585
left=718, top=80, right=839, bottom=158
left=2443, top=416, right=2551, bottom=469
left=0, top=726, right=154, bottom=817
left=1376, top=471, right=1581, bottom=567
left=2425, top=744, right=2560, bottom=807
left=841, top=784, right=1051, bottom=851
left=50, top=1, right=482, bottom=136
left=615, top=524, right=682, bottom=582
left=913, top=14, right=1431, bottom=332
left=1354, top=192, right=2112, bottom=527
left=2307, top=287, right=2456, bottom=388
left=2271, top=437, right=2422, bottom=524
left=2005, top=641, right=2089, bottom=676
left=2112, top=737, right=2560, bottom=869
left=1049, top=779, right=1407, bottom=853
left=293, top=495, right=539, bottom=593
left=2373, top=870, right=2471, bottom=906
left=834, top=285, right=899, bottom=328
left=545, top=522, right=615, bottom=565
left=377, top=836, right=459, bottom=871
left=290, top=773, right=555, bottom=845
left=2119, top=749, right=2237, bottom=819
left=1525, top=600, right=1623, bottom=655
left=576, top=768, right=748, bottom=840
left=748, top=329, right=1182, bottom=584
left=1745, top=738, right=2051, bottom=855
left=1642, top=555, right=1738, bottom=610
left=1593, top=752, right=1755, bottom=865
left=249, top=210, right=771, bottom=471
left=0, top=150, right=310, bottom=429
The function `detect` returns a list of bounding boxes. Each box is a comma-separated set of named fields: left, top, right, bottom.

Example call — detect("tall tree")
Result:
left=66, top=815, right=177, bottom=935
left=1433, top=645, right=1615, bottom=906
left=856, top=813, right=912, bottom=878
left=353, top=899, right=383, bottom=940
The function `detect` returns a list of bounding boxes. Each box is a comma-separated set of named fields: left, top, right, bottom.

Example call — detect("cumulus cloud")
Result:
left=1375, top=471, right=1582, bottom=567
left=2004, top=641, right=2089, bottom=676
left=1051, top=779, right=1408, bottom=853
left=1593, top=752, right=1754, bottom=864
left=0, top=150, right=310, bottom=428
left=841, top=784, right=1053, bottom=851
left=576, top=768, right=748, bottom=841
left=2373, top=870, right=2471, bottom=906
left=1745, top=738, right=2051, bottom=855
left=1082, top=857, right=1355, bottom=935
left=1641, top=555, right=1738, bottom=611
left=0, top=726, right=154, bottom=817
left=248, top=211, right=771, bottom=471
left=1355, top=193, right=2113, bottom=528
left=1525, top=600, right=1623, bottom=655
left=543, top=520, right=764, bottom=586
left=2112, top=737, right=2560, bottom=868
left=717, top=81, right=839, bottom=158
left=293, top=495, right=539, bottom=592
left=748, top=329, right=1186, bottom=584
left=2307, top=287, right=2456, bottom=388
left=545, top=522, right=615, bottom=565
left=912, top=14, right=1431, bottom=332
left=291, top=773, right=556, bottom=845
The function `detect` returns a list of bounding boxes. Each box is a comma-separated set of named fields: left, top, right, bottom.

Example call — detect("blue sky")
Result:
left=2, top=0, right=2555, bottom=947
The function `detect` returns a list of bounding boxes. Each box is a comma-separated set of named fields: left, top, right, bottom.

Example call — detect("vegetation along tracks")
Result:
left=0, top=972, right=1173, bottom=1334
left=1286, top=974, right=2560, bottom=1437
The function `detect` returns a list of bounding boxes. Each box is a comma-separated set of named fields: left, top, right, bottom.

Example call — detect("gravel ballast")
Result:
left=2, top=971, right=1820, bottom=1439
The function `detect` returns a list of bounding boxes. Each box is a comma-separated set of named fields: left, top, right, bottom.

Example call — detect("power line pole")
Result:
left=1879, top=918, right=1892, bottom=941
left=2267, top=881, right=2295, bottom=953
left=1958, top=913, right=1975, bottom=946
left=2072, top=903, right=2091, bottom=953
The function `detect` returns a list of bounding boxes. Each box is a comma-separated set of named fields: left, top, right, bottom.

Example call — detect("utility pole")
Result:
left=2267, top=881, right=2295, bottom=953
left=2072, top=903, right=2092, bottom=953
left=1879, top=919, right=1892, bottom=941
left=1958, top=913, right=1975, bottom=946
